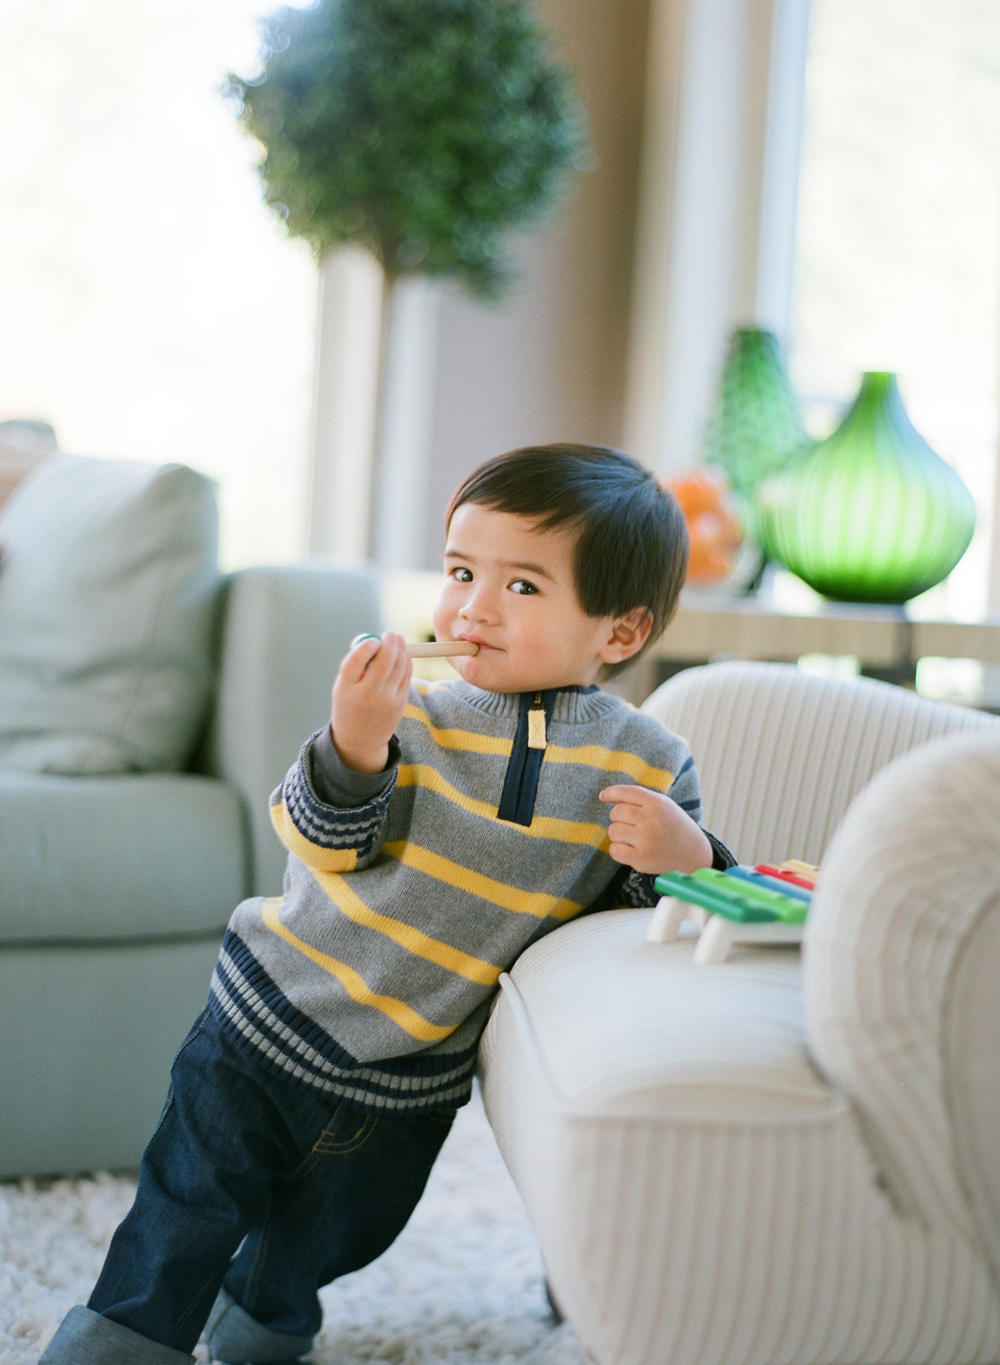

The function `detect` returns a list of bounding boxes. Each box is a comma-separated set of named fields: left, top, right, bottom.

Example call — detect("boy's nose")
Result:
left=459, top=586, right=500, bottom=623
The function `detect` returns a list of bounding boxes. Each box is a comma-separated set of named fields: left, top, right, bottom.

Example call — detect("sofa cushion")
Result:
left=0, top=770, right=245, bottom=943
left=0, top=454, right=221, bottom=774
left=500, top=907, right=830, bottom=1119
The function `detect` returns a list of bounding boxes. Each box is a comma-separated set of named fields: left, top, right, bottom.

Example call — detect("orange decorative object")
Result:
left=666, top=469, right=743, bottom=583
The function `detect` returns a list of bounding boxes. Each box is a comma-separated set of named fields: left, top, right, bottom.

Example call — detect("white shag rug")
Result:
left=0, top=1089, right=584, bottom=1365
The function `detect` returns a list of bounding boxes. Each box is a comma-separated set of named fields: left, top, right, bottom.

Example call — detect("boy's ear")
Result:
left=598, top=608, right=653, bottom=666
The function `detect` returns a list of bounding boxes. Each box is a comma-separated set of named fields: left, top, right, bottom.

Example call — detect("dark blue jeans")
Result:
left=87, top=1007, right=456, bottom=1356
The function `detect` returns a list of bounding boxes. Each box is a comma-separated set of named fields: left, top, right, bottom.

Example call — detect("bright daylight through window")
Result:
left=792, top=0, right=1000, bottom=630
left=0, top=0, right=318, bottom=569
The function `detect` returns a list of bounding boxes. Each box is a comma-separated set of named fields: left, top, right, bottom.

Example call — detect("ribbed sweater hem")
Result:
left=209, top=931, right=478, bottom=1113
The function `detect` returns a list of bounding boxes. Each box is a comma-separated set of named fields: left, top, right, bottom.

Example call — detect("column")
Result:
left=624, top=0, right=812, bottom=475
left=306, top=246, right=383, bottom=561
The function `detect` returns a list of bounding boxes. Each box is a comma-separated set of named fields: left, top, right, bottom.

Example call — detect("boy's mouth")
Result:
left=456, top=633, right=498, bottom=651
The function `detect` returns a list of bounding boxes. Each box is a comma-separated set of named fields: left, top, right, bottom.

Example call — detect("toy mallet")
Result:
left=351, top=633, right=480, bottom=658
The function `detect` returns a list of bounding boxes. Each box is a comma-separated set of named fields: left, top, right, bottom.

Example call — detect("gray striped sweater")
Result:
left=210, top=679, right=731, bottom=1112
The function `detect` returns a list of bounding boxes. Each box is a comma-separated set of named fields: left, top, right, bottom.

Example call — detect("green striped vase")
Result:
left=703, top=329, right=812, bottom=540
left=756, top=372, right=976, bottom=604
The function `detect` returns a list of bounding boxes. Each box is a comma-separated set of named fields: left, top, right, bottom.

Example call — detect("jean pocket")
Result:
left=290, top=1103, right=379, bottom=1181
left=423, top=1108, right=457, bottom=1127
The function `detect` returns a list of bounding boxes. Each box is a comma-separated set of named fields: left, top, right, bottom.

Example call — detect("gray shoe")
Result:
left=204, top=1289, right=314, bottom=1364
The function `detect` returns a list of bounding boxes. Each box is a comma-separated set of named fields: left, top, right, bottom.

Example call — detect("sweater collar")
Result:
left=450, top=680, right=623, bottom=726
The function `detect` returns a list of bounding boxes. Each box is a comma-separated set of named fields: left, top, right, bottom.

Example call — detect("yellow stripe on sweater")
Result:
left=543, top=745, right=675, bottom=793
left=260, top=898, right=453, bottom=1042
left=270, top=802, right=358, bottom=872
left=381, top=841, right=583, bottom=922
left=313, top=870, right=501, bottom=984
left=395, top=764, right=610, bottom=849
left=403, top=705, right=513, bottom=756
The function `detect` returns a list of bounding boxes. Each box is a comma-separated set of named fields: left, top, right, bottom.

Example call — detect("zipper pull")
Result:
left=527, top=692, right=547, bottom=750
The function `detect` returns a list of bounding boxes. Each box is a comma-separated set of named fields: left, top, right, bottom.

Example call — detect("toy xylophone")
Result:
left=647, top=860, right=819, bottom=963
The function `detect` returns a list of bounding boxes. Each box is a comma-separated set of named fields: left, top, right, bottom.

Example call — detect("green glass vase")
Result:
left=703, top=329, right=812, bottom=536
left=756, top=372, right=976, bottom=604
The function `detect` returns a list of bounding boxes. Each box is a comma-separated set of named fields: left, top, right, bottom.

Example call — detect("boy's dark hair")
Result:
left=447, top=443, right=688, bottom=677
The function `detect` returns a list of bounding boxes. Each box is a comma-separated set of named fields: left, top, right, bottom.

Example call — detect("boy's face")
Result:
left=432, top=503, right=648, bottom=693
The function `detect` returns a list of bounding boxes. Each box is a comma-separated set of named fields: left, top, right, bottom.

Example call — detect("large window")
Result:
left=0, top=0, right=317, bottom=568
left=791, top=0, right=1000, bottom=622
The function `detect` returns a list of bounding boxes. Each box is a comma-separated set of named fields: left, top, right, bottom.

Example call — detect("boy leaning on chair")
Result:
left=41, top=443, right=733, bottom=1365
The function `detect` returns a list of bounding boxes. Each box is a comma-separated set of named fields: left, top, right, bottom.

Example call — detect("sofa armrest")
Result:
left=206, top=560, right=381, bottom=895
left=805, top=729, right=1000, bottom=1272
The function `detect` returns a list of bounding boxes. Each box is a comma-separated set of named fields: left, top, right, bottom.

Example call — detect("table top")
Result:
left=654, top=587, right=1000, bottom=667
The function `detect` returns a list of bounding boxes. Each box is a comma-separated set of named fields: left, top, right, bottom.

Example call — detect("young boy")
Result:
left=41, top=444, right=733, bottom=1365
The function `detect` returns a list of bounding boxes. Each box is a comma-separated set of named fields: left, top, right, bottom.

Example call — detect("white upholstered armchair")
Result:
left=479, top=662, right=1000, bottom=1365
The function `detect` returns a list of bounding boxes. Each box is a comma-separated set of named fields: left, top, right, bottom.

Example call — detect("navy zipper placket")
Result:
left=496, top=689, right=557, bottom=826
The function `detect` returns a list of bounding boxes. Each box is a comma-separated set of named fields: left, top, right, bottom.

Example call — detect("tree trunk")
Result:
left=307, top=246, right=382, bottom=559
left=369, top=270, right=442, bottom=570
left=366, top=268, right=398, bottom=559
left=308, top=255, right=441, bottom=567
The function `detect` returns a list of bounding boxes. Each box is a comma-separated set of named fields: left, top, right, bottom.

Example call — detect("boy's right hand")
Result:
left=330, top=633, right=412, bottom=775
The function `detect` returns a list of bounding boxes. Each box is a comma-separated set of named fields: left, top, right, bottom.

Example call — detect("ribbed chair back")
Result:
left=641, top=661, right=999, bottom=866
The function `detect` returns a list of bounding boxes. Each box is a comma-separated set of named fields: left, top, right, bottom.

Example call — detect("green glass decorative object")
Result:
left=703, top=329, right=812, bottom=533
left=757, top=372, right=976, bottom=604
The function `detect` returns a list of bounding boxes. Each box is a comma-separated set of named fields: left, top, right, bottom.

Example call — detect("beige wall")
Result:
left=420, top=0, right=652, bottom=568
left=625, top=0, right=811, bottom=473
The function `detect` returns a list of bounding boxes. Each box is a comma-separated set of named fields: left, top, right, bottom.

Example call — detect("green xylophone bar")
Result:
left=689, top=868, right=808, bottom=923
left=653, top=872, right=780, bottom=924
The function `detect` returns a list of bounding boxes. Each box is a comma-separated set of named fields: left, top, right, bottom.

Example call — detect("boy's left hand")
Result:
left=599, top=785, right=713, bottom=875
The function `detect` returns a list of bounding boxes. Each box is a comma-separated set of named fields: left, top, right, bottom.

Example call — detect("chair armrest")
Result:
left=206, top=560, right=381, bottom=895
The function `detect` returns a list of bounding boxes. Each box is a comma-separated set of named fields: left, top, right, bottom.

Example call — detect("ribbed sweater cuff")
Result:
left=707, top=830, right=737, bottom=870
left=308, top=726, right=400, bottom=809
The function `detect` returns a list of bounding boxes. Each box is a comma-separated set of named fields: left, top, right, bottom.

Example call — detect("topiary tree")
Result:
left=228, top=0, right=588, bottom=300
left=228, top=0, right=587, bottom=561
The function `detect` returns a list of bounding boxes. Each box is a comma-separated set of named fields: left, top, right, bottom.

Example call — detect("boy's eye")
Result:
left=510, top=579, right=538, bottom=595
left=451, top=567, right=473, bottom=583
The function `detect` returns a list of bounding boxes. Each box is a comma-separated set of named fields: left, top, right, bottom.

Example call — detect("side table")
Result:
left=618, top=589, right=1000, bottom=706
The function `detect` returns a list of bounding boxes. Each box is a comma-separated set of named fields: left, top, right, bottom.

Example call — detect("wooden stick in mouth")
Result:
left=351, top=634, right=479, bottom=658
left=406, top=640, right=479, bottom=657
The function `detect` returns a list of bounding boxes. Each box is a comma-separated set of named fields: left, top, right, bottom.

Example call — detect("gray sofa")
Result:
left=0, top=454, right=380, bottom=1176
